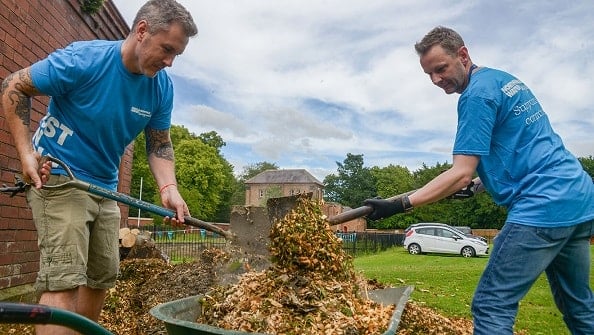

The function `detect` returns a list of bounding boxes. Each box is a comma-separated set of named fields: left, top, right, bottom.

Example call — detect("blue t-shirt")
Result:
left=453, top=67, right=594, bottom=227
left=30, top=40, right=173, bottom=190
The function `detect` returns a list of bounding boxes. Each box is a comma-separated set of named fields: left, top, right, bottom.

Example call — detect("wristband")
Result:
left=159, top=183, right=177, bottom=193
left=402, top=195, right=414, bottom=212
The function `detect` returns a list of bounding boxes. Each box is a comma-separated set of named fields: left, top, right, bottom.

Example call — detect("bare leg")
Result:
left=76, top=286, right=107, bottom=321
left=34, top=286, right=107, bottom=334
left=35, top=289, right=78, bottom=335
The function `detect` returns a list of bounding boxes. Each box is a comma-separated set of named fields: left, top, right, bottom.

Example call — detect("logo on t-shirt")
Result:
left=501, top=79, right=528, bottom=97
left=130, top=107, right=151, bottom=118
left=33, top=115, right=74, bottom=155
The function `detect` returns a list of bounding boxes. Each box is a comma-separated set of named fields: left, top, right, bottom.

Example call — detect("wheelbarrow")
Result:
left=0, top=288, right=414, bottom=335
left=149, top=286, right=414, bottom=335
left=0, top=302, right=113, bottom=334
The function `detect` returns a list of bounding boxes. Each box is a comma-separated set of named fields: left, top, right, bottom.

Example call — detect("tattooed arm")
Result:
left=145, top=127, right=189, bottom=224
left=1, top=68, right=50, bottom=188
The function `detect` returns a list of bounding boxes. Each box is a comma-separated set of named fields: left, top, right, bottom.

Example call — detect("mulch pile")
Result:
left=197, top=198, right=395, bottom=334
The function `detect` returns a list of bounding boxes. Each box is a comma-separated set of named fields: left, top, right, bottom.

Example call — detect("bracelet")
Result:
left=159, top=183, right=177, bottom=193
left=402, top=195, right=414, bottom=212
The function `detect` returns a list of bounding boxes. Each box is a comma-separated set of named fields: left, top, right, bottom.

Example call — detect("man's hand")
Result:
left=21, top=153, right=52, bottom=189
left=449, top=181, right=475, bottom=199
left=363, top=195, right=412, bottom=220
left=448, top=179, right=484, bottom=199
left=159, top=185, right=190, bottom=225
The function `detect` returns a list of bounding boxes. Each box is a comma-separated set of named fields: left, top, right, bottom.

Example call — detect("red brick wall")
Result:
left=0, top=0, right=130, bottom=290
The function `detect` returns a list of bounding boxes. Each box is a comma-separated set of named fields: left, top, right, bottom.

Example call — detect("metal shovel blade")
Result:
left=228, top=193, right=312, bottom=256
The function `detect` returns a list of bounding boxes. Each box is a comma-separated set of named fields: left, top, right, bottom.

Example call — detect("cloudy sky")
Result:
left=112, top=0, right=594, bottom=182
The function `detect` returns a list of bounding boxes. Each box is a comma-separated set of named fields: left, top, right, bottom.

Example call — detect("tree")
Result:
left=471, top=193, right=507, bottom=229
left=323, top=153, right=376, bottom=209
left=173, top=138, right=227, bottom=220
left=129, top=126, right=235, bottom=223
left=198, top=130, right=226, bottom=153
left=371, top=164, right=414, bottom=198
left=578, top=156, right=594, bottom=178
left=210, top=159, right=236, bottom=222
left=194, top=130, right=236, bottom=222
left=408, top=162, right=454, bottom=226
left=412, top=162, right=451, bottom=187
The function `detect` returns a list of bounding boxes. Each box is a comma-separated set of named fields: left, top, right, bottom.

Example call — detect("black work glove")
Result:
left=448, top=181, right=476, bottom=199
left=363, top=196, right=412, bottom=220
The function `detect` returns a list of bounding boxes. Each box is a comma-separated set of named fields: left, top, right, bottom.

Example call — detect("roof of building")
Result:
left=245, top=169, right=323, bottom=186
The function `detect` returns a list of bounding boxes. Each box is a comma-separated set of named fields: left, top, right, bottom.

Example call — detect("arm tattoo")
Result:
left=1, top=69, right=39, bottom=127
left=146, top=128, right=175, bottom=161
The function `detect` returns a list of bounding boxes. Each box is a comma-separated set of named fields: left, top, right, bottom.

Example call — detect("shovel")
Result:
left=1, top=157, right=309, bottom=255
left=228, top=192, right=313, bottom=257
left=326, top=190, right=416, bottom=225
left=1, top=156, right=234, bottom=240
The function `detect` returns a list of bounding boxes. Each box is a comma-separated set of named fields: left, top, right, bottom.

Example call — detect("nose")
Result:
left=163, top=55, right=175, bottom=67
left=430, top=73, right=442, bottom=85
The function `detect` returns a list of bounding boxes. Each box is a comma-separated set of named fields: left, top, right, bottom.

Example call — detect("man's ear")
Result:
left=135, top=20, right=149, bottom=41
left=458, top=46, right=470, bottom=66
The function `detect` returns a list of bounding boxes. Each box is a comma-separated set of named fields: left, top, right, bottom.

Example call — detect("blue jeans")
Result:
left=472, top=220, right=594, bottom=335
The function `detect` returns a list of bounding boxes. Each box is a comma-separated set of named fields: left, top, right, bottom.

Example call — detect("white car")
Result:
left=403, top=223, right=489, bottom=257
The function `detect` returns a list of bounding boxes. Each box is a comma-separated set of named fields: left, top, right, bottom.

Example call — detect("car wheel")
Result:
left=408, top=243, right=421, bottom=255
left=461, top=246, right=475, bottom=258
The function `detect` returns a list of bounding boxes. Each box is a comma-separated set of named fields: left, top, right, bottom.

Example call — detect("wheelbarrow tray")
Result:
left=149, top=286, right=413, bottom=335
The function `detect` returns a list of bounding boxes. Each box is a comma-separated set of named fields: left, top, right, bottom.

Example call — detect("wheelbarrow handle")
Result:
left=326, top=190, right=416, bottom=225
left=42, top=156, right=234, bottom=240
left=0, top=302, right=113, bottom=335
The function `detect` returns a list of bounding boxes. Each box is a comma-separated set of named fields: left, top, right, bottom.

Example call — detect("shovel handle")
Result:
left=182, top=216, right=234, bottom=240
left=326, top=190, right=416, bottom=225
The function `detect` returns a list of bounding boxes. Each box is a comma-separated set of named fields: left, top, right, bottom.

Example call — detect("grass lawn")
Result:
left=354, top=245, right=594, bottom=335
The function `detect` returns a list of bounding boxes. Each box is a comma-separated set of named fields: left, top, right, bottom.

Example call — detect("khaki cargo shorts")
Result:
left=27, top=175, right=120, bottom=292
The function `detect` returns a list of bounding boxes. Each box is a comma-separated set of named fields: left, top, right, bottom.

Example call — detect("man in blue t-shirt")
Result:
left=1, top=1, right=197, bottom=333
left=364, top=26, right=594, bottom=334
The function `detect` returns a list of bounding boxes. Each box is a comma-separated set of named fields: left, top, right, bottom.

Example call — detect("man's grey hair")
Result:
left=414, top=26, right=465, bottom=56
left=132, top=0, right=198, bottom=37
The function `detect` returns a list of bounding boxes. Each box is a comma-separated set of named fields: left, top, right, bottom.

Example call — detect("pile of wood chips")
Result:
left=198, top=198, right=396, bottom=334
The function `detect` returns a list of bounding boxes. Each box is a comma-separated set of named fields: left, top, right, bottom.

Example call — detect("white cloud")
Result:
left=179, top=104, right=252, bottom=136
left=114, top=0, right=594, bottom=180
